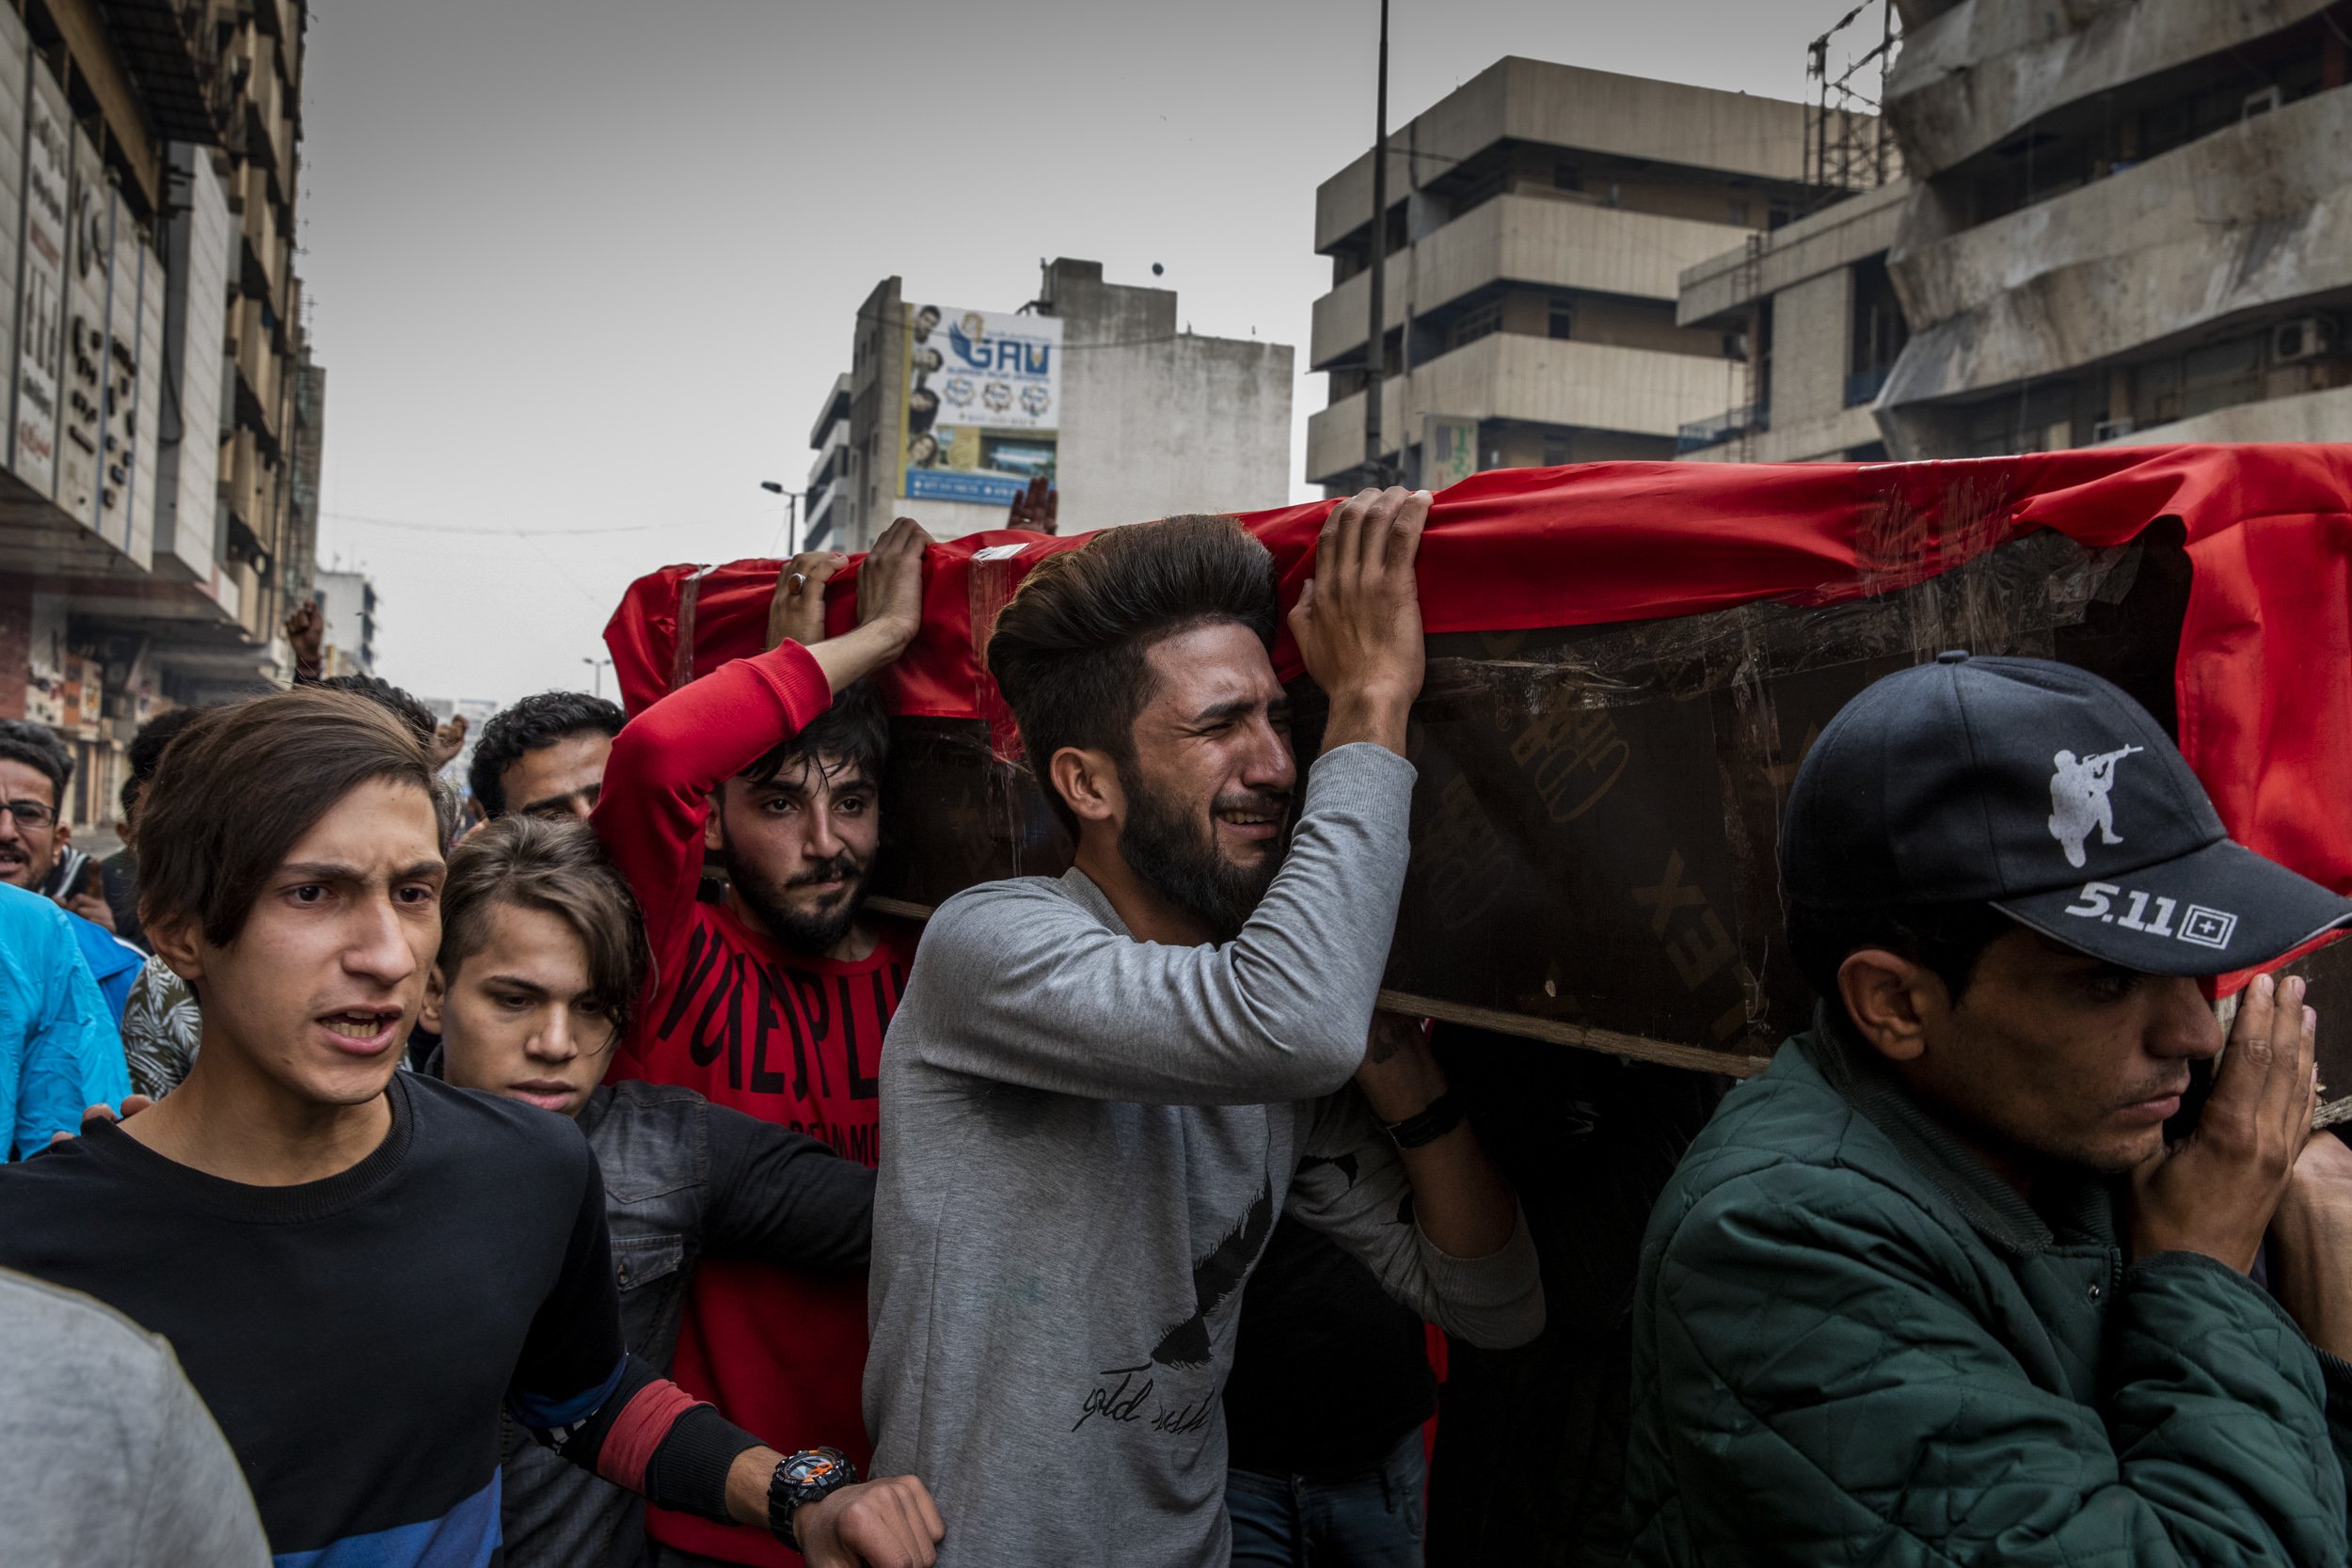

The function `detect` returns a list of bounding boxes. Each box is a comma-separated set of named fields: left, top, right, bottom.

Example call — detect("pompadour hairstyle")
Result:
left=136, top=687, right=441, bottom=946
left=0, top=717, right=74, bottom=809
left=985, top=515, right=1279, bottom=833
left=437, top=815, right=649, bottom=1043
left=468, top=690, right=627, bottom=816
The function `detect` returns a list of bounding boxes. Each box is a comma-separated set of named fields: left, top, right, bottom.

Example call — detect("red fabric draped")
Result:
left=608, top=443, right=2352, bottom=953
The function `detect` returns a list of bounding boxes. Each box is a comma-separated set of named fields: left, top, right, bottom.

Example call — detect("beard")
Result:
left=1116, top=762, right=1290, bottom=944
left=720, top=821, right=870, bottom=956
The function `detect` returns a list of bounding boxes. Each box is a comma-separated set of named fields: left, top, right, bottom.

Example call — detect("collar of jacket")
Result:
left=1796, top=1005, right=2116, bottom=1258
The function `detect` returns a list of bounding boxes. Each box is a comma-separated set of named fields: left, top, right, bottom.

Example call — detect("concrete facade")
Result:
left=803, top=373, right=850, bottom=551
left=825, top=258, right=1292, bottom=547
left=1676, top=179, right=1910, bottom=462
left=1306, top=56, right=1843, bottom=492
left=1875, top=0, right=2352, bottom=455
left=312, top=568, right=377, bottom=678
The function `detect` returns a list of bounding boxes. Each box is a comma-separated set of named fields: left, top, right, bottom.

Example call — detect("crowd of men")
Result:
left=0, top=487, right=2346, bottom=1568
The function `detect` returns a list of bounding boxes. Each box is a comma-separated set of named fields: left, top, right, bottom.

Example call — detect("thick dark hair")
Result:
left=741, top=679, right=888, bottom=790
left=1788, top=898, right=2018, bottom=1034
left=438, top=815, right=649, bottom=1043
left=986, top=515, right=1279, bottom=833
left=0, top=718, right=73, bottom=810
left=136, top=687, right=441, bottom=946
left=310, top=673, right=437, bottom=745
left=120, top=705, right=210, bottom=818
left=469, top=690, right=627, bottom=816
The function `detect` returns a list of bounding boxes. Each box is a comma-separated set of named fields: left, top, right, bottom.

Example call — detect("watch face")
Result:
left=785, top=1449, right=848, bottom=1488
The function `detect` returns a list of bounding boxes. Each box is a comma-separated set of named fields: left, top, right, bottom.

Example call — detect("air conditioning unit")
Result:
left=2243, top=86, right=2282, bottom=120
left=2092, top=417, right=2137, bottom=443
left=2273, top=316, right=2336, bottom=363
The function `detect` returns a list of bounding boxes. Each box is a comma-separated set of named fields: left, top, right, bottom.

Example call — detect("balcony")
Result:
left=1308, top=332, right=1742, bottom=483
left=96, top=0, right=230, bottom=143
left=1675, top=404, right=1770, bottom=454
left=1311, top=193, right=1750, bottom=369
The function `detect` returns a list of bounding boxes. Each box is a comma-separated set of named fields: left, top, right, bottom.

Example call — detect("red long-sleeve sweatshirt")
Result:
left=593, top=641, right=915, bottom=1566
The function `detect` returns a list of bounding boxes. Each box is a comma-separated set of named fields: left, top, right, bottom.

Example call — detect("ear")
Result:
left=1047, top=746, right=1123, bottom=829
left=1836, top=948, right=1943, bottom=1064
left=703, top=786, right=726, bottom=853
left=145, top=907, right=209, bottom=990
left=421, top=963, right=448, bottom=1035
left=53, top=817, right=72, bottom=850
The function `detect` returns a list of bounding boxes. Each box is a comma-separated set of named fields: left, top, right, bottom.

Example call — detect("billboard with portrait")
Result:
left=899, top=303, right=1061, bottom=507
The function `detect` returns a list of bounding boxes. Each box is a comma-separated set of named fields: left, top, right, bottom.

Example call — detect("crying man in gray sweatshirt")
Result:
left=866, top=490, right=1545, bottom=1568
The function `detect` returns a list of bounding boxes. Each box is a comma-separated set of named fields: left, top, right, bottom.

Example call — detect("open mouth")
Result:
left=317, top=1008, right=404, bottom=1056
left=1214, top=805, right=1286, bottom=842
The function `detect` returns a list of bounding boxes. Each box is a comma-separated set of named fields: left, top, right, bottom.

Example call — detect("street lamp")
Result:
left=581, top=656, right=612, bottom=699
left=760, top=481, right=803, bottom=558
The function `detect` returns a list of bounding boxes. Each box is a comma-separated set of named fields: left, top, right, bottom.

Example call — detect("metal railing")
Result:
left=1677, top=404, right=1770, bottom=455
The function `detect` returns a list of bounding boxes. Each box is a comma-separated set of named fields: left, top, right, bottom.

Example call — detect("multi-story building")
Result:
left=802, top=372, right=850, bottom=551
left=1304, top=58, right=1838, bottom=492
left=0, top=0, right=321, bottom=817
left=1873, top=0, right=2352, bottom=455
left=825, top=257, right=1292, bottom=547
left=312, top=567, right=376, bottom=678
left=1675, top=179, right=1911, bottom=462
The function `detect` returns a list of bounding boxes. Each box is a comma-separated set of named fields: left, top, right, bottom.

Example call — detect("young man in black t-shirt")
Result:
left=0, top=687, right=941, bottom=1568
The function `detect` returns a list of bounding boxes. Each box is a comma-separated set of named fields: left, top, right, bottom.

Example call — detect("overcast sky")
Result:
left=299, top=0, right=1875, bottom=707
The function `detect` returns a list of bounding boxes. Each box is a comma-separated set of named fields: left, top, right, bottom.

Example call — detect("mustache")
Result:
left=2119, top=1071, right=2192, bottom=1108
left=786, top=852, right=866, bottom=889
left=1211, top=791, right=1294, bottom=817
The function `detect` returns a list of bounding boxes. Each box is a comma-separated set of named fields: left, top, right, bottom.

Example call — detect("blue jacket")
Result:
left=63, top=910, right=142, bottom=1025
left=0, top=882, right=129, bottom=1158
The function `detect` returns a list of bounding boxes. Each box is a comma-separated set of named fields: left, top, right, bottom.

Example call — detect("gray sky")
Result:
left=300, top=0, right=1868, bottom=708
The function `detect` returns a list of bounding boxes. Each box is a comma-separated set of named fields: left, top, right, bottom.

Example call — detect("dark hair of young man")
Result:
left=439, top=815, right=650, bottom=1042
left=0, top=717, right=73, bottom=807
left=1788, top=897, right=2018, bottom=1033
left=985, top=516, right=1279, bottom=835
left=740, top=679, right=889, bottom=791
left=119, top=706, right=210, bottom=821
left=135, top=687, right=439, bottom=947
left=309, top=673, right=438, bottom=746
left=467, top=692, right=627, bottom=817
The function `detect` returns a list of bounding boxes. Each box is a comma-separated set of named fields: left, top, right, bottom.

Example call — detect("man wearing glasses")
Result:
left=0, top=721, right=143, bottom=1027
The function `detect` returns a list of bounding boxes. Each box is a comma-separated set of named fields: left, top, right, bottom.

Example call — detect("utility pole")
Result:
left=1362, top=0, right=1391, bottom=484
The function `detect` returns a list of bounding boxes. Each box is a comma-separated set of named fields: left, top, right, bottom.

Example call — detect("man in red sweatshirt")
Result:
left=595, top=516, right=930, bottom=1567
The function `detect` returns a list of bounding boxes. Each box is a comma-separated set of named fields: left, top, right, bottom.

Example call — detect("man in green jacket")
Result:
left=1623, top=652, right=2352, bottom=1566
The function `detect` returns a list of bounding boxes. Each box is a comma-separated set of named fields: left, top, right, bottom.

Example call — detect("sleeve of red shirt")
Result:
left=590, top=640, right=835, bottom=1006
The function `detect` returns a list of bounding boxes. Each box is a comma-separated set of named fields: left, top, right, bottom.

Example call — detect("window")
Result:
left=1548, top=297, right=1575, bottom=341
left=1726, top=198, right=1751, bottom=225
left=1446, top=300, right=1503, bottom=351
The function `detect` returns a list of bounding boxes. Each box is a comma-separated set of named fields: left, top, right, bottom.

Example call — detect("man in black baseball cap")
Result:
left=1618, top=652, right=2352, bottom=1566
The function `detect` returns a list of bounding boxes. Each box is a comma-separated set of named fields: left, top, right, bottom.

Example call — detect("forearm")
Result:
left=2271, top=1205, right=2352, bottom=1360
left=1354, top=1044, right=1517, bottom=1259
left=1321, top=688, right=1413, bottom=757
left=725, top=1445, right=786, bottom=1528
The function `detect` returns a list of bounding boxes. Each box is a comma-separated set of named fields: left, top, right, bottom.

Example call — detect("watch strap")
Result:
left=1383, top=1090, right=1466, bottom=1149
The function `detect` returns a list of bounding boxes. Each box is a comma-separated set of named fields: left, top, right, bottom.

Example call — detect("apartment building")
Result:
left=802, top=372, right=850, bottom=550
left=1305, top=57, right=1836, bottom=491
left=0, top=0, right=321, bottom=814
left=1675, top=179, right=1910, bottom=462
left=825, top=256, right=1292, bottom=547
left=1874, top=0, right=2352, bottom=455
left=312, top=566, right=375, bottom=677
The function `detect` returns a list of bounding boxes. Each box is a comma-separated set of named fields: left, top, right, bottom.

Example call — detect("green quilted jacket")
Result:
left=1621, top=1023, right=2352, bottom=1566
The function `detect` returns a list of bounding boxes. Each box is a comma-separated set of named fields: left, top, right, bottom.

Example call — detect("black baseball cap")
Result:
left=1782, top=652, right=2352, bottom=975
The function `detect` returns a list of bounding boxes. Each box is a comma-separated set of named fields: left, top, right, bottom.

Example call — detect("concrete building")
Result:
left=824, top=256, right=1293, bottom=547
left=1873, top=0, right=2352, bottom=455
left=803, top=372, right=850, bottom=550
left=312, top=568, right=376, bottom=677
left=0, top=0, right=321, bottom=819
left=1305, top=57, right=1847, bottom=492
left=1675, top=179, right=1911, bottom=462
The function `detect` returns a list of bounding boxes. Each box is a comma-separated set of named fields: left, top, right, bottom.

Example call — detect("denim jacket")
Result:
left=500, top=1080, right=875, bottom=1568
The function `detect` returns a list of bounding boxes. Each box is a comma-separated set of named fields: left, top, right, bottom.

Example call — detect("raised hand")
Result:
left=1008, top=475, right=1059, bottom=535
left=284, top=598, right=325, bottom=678
left=803, top=516, right=933, bottom=697
left=768, top=550, right=851, bottom=652
left=1288, top=487, right=1429, bottom=755
left=794, top=1474, right=944, bottom=1568
left=2130, top=972, right=2320, bottom=1271
left=430, top=712, right=469, bottom=771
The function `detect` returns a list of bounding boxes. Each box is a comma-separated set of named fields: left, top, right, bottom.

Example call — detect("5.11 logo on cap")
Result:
left=2062, top=882, right=2239, bottom=950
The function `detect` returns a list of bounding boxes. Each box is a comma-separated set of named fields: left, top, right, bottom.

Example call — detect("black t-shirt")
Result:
left=1222, top=1213, right=1438, bottom=1476
left=0, top=1072, right=625, bottom=1564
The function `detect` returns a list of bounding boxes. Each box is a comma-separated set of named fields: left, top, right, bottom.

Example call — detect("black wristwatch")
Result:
left=767, top=1447, right=857, bottom=1550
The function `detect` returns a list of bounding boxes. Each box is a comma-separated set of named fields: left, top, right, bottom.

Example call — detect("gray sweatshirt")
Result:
left=0, top=1266, right=271, bottom=1566
left=866, top=742, right=1546, bottom=1568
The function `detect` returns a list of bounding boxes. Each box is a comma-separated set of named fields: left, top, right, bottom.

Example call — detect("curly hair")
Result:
left=468, top=691, right=627, bottom=817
